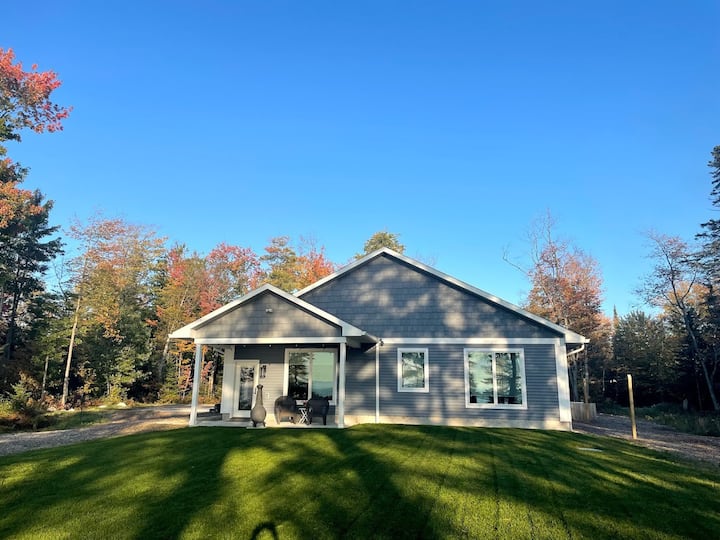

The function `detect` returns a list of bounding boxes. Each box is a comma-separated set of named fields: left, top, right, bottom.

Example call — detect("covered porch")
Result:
left=169, top=285, right=378, bottom=428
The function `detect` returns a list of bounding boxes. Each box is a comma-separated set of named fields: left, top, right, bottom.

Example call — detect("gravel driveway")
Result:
left=574, top=413, right=720, bottom=467
left=1, top=407, right=718, bottom=467
left=0, top=405, right=191, bottom=457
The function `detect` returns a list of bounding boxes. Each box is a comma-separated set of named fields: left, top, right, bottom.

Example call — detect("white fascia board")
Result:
left=380, top=337, right=564, bottom=345
left=298, top=248, right=588, bottom=345
left=168, top=323, right=196, bottom=339
left=194, top=337, right=348, bottom=345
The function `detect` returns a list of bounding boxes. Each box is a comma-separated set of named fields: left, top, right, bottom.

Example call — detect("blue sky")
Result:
left=4, top=1, right=719, bottom=316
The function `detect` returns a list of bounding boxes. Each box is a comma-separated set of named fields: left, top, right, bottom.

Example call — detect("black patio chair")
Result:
left=274, top=396, right=298, bottom=424
left=306, top=397, right=330, bottom=425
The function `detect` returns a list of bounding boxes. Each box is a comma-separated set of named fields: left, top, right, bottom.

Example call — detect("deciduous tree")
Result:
left=507, top=213, right=607, bottom=401
left=638, top=232, right=719, bottom=410
left=0, top=48, right=71, bottom=144
left=62, top=215, right=165, bottom=403
left=202, top=242, right=260, bottom=312
left=259, top=236, right=335, bottom=292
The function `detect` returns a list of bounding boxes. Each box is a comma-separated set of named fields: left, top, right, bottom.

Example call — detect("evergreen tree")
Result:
left=613, top=310, right=677, bottom=405
left=697, top=146, right=720, bottom=284
left=358, top=231, right=405, bottom=257
left=0, top=189, right=62, bottom=379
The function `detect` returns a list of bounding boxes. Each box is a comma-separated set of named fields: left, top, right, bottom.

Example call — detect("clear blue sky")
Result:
left=4, top=1, right=719, bottom=316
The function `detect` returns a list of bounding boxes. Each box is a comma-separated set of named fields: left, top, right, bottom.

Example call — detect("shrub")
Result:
left=2, top=377, right=49, bottom=430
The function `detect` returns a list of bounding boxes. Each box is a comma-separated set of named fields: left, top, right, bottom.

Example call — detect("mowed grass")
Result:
left=1, top=425, right=718, bottom=539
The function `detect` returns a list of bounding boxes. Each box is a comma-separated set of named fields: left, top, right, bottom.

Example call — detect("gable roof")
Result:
left=169, top=283, right=377, bottom=343
left=297, top=248, right=588, bottom=344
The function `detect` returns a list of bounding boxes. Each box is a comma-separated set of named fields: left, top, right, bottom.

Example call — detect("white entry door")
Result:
left=233, top=360, right=259, bottom=418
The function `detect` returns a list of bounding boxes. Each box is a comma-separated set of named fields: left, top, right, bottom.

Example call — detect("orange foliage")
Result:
left=0, top=48, right=72, bottom=139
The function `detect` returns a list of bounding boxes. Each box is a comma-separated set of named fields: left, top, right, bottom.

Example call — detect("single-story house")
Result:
left=170, top=248, right=587, bottom=430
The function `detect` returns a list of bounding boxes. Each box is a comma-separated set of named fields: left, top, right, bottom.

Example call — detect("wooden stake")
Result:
left=627, top=374, right=637, bottom=440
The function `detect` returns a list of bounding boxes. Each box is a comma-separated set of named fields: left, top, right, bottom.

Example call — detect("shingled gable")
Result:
left=169, top=283, right=376, bottom=347
left=296, top=248, right=588, bottom=345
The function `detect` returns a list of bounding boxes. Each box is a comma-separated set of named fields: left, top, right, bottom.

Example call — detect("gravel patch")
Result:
left=0, top=405, right=191, bottom=457
left=574, top=413, right=720, bottom=467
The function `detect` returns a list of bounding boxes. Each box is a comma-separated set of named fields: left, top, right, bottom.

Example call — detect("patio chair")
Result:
left=306, top=397, right=330, bottom=425
left=274, top=396, right=298, bottom=424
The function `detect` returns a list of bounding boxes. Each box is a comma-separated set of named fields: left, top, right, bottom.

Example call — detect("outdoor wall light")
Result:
left=260, top=365, right=267, bottom=378
left=265, top=308, right=273, bottom=313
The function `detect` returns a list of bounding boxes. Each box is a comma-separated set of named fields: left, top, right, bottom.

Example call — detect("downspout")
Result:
left=567, top=343, right=585, bottom=402
left=375, top=339, right=383, bottom=423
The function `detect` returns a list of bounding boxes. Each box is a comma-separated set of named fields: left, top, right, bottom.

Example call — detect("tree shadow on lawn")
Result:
left=0, top=427, right=241, bottom=539
left=467, top=428, right=720, bottom=539
left=1, top=426, right=718, bottom=539
left=229, top=425, right=720, bottom=539
left=264, top=426, right=720, bottom=539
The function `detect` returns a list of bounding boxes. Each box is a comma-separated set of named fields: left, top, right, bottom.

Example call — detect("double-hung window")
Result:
left=397, top=348, right=429, bottom=392
left=285, top=349, right=336, bottom=403
left=465, top=348, right=527, bottom=408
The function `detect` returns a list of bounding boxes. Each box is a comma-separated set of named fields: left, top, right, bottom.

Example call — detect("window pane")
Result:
left=496, top=353, right=523, bottom=405
left=468, top=352, right=494, bottom=404
left=401, top=351, right=425, bottom=388
left=237, top=366, right=255, bottom=411
left=311, top=351, right=334, bottom=400
left=288, top=352, right=310, bottom=400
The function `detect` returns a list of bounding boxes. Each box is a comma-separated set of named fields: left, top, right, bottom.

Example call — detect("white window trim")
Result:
left=397, top=347, right=429, bottom=393
left=283, top=348, right=337, bottom=404
left=464, top=348, right=528, bottom=410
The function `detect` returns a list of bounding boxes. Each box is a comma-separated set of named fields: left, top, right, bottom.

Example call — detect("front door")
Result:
left=233, top=360, right=259, bottom=418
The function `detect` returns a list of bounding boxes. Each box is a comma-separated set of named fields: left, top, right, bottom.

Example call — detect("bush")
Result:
left=0, top=377, right=49, bottom=431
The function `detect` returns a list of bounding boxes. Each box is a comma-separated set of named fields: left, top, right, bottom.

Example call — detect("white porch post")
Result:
left=338, top=341, right=346, bottom=428
left=189, top=343, right=203, bottom=426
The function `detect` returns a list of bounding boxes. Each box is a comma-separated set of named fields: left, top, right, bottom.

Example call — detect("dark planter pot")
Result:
left=251, top=384, right=267, bottom=427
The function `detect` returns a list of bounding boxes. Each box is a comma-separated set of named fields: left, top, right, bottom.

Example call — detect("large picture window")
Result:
left=285, top=349, right=336, bottom=402
left=397, top=348, right=429, bottom=392
left=465, top=349, right=527, bottom=408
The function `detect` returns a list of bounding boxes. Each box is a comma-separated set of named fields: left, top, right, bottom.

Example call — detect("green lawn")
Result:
left=1, top=425, right=718, bottom=539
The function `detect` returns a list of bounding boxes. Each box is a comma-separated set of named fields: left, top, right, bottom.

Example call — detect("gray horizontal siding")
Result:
left=344, top=343, right=561, bottom=424
left=195, top=291, right=341, bottom=340
left=300, top=254, right=559, bottom=339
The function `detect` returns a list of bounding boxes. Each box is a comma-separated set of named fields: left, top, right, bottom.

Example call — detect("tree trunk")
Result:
left=698, top=354, right=720, bottom=410
left=159, top=336, right=170, bottom=381
left=3, top=277, right=23, bottom=364
left=61, top=293, right=82, bottom=408
left=41, top=354, right=49, bottom=400
left=682, top=311, right=720, bottom=410
left=568, top=360, right=579, bottom=402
